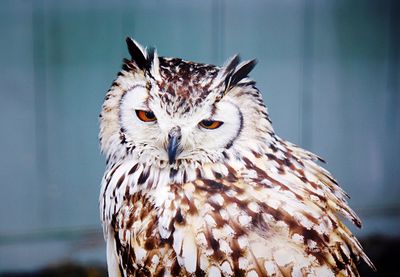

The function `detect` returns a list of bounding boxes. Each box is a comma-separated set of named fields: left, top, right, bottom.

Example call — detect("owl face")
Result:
left=119, top=65, right=247, bottom=167
left=100, top=38, right=268, bottom=168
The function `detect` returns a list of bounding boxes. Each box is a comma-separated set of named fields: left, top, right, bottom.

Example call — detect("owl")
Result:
left=99, top=38, right=374, bottom=277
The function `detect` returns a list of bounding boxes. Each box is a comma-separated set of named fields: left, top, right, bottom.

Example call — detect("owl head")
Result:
left=99, top=38, right=274, bottom=168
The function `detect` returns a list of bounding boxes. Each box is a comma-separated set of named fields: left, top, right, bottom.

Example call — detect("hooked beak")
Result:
left=167, top=127, right=181, bottom=164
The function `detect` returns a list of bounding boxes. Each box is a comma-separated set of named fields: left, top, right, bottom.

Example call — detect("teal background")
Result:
left=0, top=0, right=399, bottom=273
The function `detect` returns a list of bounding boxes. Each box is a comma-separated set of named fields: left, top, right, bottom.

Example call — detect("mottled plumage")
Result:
left=99, top=38, right=374, bottom=276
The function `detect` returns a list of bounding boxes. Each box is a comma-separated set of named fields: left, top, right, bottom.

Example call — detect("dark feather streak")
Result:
left=230, top=59, right=257, bottom=88
left=126, top=37, right=147, bottom=70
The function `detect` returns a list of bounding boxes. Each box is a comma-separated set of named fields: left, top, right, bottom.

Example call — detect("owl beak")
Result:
left=167, top=127, right=181, bottom=164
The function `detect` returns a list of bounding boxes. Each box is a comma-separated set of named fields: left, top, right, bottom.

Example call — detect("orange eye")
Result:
left=199, top=120, right=224, bottom=129
left=136, top=110, right=157, bottom=122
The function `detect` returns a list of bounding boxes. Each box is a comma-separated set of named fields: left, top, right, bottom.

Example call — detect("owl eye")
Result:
left=136, top=110, right=157, bottom=122
left=199, top=120, right=224, bottom=129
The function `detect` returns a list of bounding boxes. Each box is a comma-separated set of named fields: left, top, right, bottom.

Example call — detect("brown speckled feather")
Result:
left=103, top=142, right=373, bottom=276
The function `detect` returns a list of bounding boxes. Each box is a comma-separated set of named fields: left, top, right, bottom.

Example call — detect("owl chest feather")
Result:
left=100, top=154, right=367, bottom=276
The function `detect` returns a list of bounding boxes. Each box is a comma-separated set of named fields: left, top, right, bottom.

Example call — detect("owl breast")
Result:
left=101, top=152, right=360, bottom=277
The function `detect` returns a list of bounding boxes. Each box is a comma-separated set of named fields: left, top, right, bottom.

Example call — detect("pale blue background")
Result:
left=0, top=0, right=399, bottom=272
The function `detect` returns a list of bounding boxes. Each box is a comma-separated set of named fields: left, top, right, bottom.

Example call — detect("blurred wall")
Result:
left=0, top=0, right=399, bottom=272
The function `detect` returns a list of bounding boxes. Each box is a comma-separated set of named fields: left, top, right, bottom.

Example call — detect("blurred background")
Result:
left=0, top=0, right=399, bottom=276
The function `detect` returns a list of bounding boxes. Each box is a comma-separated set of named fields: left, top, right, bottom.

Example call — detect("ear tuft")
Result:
left=221, top=55, right=241, bottom=90
left=209, top=55, right=257, bottom=97
left=126, top=37, right=148, bottom=70
left=221, top=55, right=257, bottom=93
left=223, top=55, right=241, bottom=76
left=229, top=59, right=257, bottom=88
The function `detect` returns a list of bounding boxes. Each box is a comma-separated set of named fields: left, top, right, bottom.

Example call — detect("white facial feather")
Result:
left=118, top=83, right=244, bottom=166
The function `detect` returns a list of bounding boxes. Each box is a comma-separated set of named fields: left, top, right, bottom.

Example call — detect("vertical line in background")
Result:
left=212, top=0, right=225, bottom=64
left=32, top=0, right=49, bottom=225
left=385, top=0, right=400, bottom=198
left=386, top=0, right=399, bottom=132
left=119, top=0, right=130, bottom=63
left=300, top=0, right=314, bottom=149
left=121, top=0, right=132, bottom=48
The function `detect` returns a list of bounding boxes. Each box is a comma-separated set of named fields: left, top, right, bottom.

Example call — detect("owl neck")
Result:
left=100, top=134, right=276, bottom=227
left=100, top=149, right=248, bottom=223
